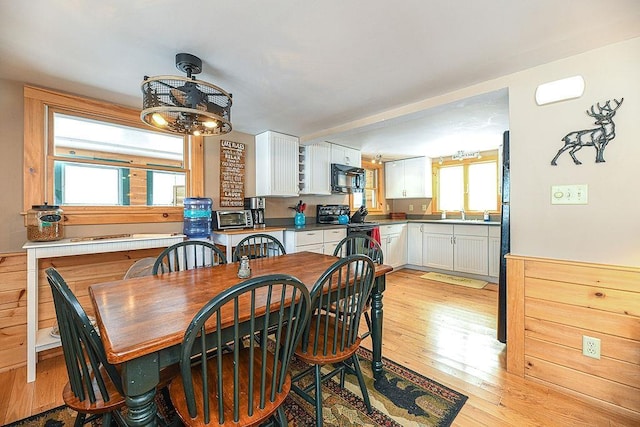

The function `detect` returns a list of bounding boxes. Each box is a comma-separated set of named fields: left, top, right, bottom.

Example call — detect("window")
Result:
left=432, top=151, right=499, bottom=213
left=51, top=113, right=186, bottom=206
left=24, top=85, right=203, bottom=225
left=350, top=162, right=383, bottom=212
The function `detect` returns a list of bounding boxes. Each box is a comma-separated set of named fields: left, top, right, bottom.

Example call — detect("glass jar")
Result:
left=294, top=212, right=306, bottom=227
left=183, top=197, right=212, bottom=238
left=238, top=256, right=251, bottom=278
left=26, top=203, right=64, bottom=241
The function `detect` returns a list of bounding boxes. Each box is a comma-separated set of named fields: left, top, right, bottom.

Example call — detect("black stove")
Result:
left=346, top=221, right=378, bottom=234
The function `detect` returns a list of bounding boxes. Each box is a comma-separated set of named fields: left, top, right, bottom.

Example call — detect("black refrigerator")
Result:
left=497, top=130, right=510, bottom=343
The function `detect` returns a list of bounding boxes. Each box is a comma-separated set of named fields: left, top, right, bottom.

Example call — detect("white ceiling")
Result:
left=1, top=1, right=639, bottom=159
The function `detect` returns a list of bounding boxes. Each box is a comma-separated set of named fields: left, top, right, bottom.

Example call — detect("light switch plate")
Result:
left=551, top=184, right=588, bottom=205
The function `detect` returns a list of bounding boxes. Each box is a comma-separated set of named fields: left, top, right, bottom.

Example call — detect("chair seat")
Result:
left=62, top=366, right=126, bottom=414
left=295, top=314, right=362, bottom=365
left=169, top=348, right=290, bottom=427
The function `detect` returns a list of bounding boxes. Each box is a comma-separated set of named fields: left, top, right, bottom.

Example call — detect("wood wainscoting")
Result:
left=506, top=254, right=640, bottom=419
left=0, top=249, right=165, bottom=373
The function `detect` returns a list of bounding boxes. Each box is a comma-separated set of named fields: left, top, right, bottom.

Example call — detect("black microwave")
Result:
left=331, top=163, right=365, bottom=193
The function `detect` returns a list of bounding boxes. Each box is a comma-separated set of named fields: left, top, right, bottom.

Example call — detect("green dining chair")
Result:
left=153, top=240, right=227, bottom=274
left=332, top=233, right=384, bottom=338
left=232, top=234, right=286, bottom=262
left=290, top=254, right=376, bottom=427
left=168, top=274, right=311, bottom=426
left=46, top=267, right=127, bottom=426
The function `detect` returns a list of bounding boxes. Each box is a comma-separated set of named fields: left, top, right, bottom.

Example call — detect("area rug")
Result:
left=7, top=348, right=467, bottom=427
left=420, top=271, right=487, bottom=289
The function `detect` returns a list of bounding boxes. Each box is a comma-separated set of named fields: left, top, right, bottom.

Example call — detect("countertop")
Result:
left=280, top=218, right=500, bottom=232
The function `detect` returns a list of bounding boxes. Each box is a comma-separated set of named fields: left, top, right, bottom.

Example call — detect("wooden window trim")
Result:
left=431, top=151, right=499, bottom=214
left=350, top=160, right=384, bottom=213
left=23, top=85, right=204, bottom=225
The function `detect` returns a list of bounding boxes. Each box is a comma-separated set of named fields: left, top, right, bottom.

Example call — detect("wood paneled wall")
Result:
left=0, top=248, right=165, bottom=372
left=506, top=255, right=640, bottom=418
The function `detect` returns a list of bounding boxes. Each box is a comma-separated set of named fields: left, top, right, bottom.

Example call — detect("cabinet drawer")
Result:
left=422, top=223, right=454, bottom=234
left=453, top=224, right=488, bottom=237
left=323, top=228, right=346, bottom=243
left=380, top=223, right=405, bottom=236
left=489, top=225, right=500, bottom=238
left=295, top=230, right=323, bottom=246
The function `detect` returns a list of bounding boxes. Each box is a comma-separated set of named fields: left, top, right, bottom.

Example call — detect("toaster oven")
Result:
left=212, top=210, right=254, bottom=230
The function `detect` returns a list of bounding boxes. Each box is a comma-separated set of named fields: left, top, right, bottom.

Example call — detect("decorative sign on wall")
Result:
left=551, top=98, right=624, bottom=166
left=219, top=140, right=245, bottom=207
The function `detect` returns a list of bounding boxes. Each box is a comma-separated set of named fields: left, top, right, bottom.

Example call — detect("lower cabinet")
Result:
left=284, top=228, right=346, bottom=255
left=407, top=223, right=423, bottom=265
left=488, top=226, right=500, bottom=278
left=420, top=223, right=490, bottom=276
left=379, top=223, right=407, bottom=268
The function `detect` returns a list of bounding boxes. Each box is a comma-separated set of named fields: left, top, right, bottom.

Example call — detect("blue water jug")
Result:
left=183, top=197, right=212, bottom=238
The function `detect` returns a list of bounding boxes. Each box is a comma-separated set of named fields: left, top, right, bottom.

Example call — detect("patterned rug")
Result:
left=7, top=348, right=467, bottom=427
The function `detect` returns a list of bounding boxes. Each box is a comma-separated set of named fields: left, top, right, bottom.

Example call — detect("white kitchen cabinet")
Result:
left=284, top=227, right=346, bottom=255
left=422, top=223, right=489, bottom=275
left=323, top=228, right=347, bottom=255
left=379, top=223, right=407, bottom=268
left=422, top=223, right=454, bottom=270
left=453, top=225, right=489, bottom=275
left=488, top=226, right=500, bottom=278
left=301, top=142, right=331, bottom=195
left=330, top=144, right=361, bottom=167
left=255, top=131, right=299, bottom=197
left=384, top=157, right=432, bottom=199
left=407, top=223, right=423, bottom=265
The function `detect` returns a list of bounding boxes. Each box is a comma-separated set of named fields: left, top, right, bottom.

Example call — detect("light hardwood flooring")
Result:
left=1, top=268, right=637, bottom=426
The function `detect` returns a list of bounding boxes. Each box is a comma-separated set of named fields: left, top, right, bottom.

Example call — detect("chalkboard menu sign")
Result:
left=219, top=140, right=245, bottom=208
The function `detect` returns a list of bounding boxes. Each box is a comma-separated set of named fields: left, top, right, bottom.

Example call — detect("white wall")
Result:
left=508, top=37, right=640, bottom=266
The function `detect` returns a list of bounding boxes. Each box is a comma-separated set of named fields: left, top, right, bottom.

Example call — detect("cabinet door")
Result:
left=255, top=131, right=299, bottom=197
left=302, top=142, right=331, bottom=195
left=407, top=223, right=423, bottom=265
left=384, top=161, right=405, bottom=198
left=403, top=157, right=432, bottom=198
left=387, top=228, right=407, bottom=267
left=488, top=236, right=500, bottom=277
left=423, top=232, right=454, bottom=270
left=454, top=234, right=489, bottom=275
left=344, top=146, right=361, bottom=167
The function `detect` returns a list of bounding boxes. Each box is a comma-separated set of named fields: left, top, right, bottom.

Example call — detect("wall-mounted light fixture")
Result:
left=371, top=154, right=383, bottom=164
left=535, top=75, right=585, bottom=106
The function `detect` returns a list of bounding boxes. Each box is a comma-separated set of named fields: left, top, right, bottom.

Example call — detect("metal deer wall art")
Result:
left=551, top=98, right=624, bottom=166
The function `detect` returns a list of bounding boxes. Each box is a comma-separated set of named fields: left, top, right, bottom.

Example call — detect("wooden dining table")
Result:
left=89, top=251, right=392, bottom=427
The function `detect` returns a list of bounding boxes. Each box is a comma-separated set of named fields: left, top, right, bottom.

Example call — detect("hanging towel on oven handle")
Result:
left=370, top=226, right=381, bottom=248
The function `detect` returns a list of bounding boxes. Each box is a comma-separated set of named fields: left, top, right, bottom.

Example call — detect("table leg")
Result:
left=370, top=274, right=386, bottom=379
left=121, top=353, right=160, bottom=427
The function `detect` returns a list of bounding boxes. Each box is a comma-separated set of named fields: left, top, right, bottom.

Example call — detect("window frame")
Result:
left=431, top=151, right=499, bottom=214
left=350, top=160, right=384, bottom=213
left=23, top=85, right=204, bottom=225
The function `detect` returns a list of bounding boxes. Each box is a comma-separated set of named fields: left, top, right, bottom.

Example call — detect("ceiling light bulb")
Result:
left=151, top=113, right=168, bottom=126
left=203, top=120, right=218, bottom=129
left=193, top=130, right=201, bottom=136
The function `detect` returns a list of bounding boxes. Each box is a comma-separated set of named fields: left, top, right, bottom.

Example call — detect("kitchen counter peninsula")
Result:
left=210, top=226, right=285, bottom=261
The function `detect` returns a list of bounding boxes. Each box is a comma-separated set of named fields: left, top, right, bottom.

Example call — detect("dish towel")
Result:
left=370, top=226, right=381, bottom=247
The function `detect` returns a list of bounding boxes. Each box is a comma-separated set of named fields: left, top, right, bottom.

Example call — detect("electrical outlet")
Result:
left=408, top=204, right=414, bottom=211
left=386, top=204, right=390, bottom=211
left=582, top=335, right=601, bottom=359
left=421, top=204, right=427, bottom=211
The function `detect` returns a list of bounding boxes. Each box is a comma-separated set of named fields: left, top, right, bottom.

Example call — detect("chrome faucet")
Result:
left=460, top=209, right=466, bottom=221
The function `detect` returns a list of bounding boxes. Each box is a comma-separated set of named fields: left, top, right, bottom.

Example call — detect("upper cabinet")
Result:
left=300, top=142, right=331, bottom=195
left=385, top=157, right=432, bottom=199
left=330, top=144, right=361, bottom=167
left=255, top=131, right=300, bottom=197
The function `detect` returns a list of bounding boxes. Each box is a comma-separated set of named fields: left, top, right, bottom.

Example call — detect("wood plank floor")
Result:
left=1, top=268, right=637, bottom=426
